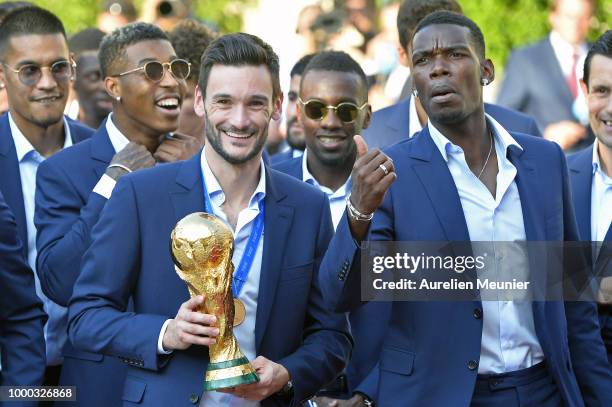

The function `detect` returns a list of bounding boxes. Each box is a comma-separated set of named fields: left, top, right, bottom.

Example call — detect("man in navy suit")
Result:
left=568, top=30, right=612, bottom=362
left=363, top=0, right=541, bottom=151
left=497, top=0, right=594, bottom=152
left=35, top=22, right=198, bottom=406
left=271, top=54, right=314, bottom=165
left=68, top=33, right=351, bottom=406
left=0, top=6, right=93, bottom=385
left=0, top=190, right=46, bottom=396
left=321, top=12, right=612, bottom=406
left=274, top=51, right=374, bottom=406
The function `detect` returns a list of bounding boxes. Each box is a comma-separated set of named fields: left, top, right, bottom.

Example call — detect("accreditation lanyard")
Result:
left=201, top=170, right=265, bottom=297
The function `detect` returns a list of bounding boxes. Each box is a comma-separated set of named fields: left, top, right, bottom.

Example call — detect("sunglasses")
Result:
left=2, top=60, right=75, bottom=87
left=115, top=59, right=191, bottom=82
left=299, top=98, right=367, bottom=123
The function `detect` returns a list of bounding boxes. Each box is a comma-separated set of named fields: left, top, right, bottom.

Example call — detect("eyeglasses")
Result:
left=2, top=60, right=75, bottom=87
left=299, top=98, right=368, bottom=123
left=114, top=59, right=191, bottom=82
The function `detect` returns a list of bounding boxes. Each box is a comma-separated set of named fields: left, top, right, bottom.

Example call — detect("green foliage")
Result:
left=462, top=0, right=610, bottom=68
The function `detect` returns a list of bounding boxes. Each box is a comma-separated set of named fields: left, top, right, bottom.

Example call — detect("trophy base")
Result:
left=204, top=356, right=259, bottom=391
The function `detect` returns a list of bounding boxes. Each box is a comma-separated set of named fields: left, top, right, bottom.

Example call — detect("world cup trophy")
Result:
left=170, top=212, right=259, bottom=390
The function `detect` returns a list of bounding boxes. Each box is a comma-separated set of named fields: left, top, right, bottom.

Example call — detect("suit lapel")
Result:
left=0, top=114, right=28, bottom=254
left=89, top=123, right=116, bottom=179
left=568, top=147, right=593, bottom=241
left=409, top=128, right=470, bottom=241
left=169, top=152, right=205, bottom=221
left=255, top=169, right=292, bottom=351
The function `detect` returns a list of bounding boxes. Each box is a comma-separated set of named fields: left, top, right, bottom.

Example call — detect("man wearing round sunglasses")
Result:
left=68, top=32, right=351, bottom=406
left=273, top=51, right=374, bottom=407
left=35, top=22, right=196, bottom=406
left=0, top=6, right=94, bottom=388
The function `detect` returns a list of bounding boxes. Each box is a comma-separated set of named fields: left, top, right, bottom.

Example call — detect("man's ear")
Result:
left=397, top=44, right=410, bottom=68
left=362, top=104, right=372, bottom=129
left=481, top=58, right=495, bottom=86
left=105, top=76, right=120, bottom=101
left=194, top=85, right=206, bottom=117
left=579, top=79, right=588, bottom=98
left=271, top=92, right=283, bottom=121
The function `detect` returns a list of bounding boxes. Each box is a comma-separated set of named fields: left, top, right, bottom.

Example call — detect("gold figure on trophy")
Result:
left=171, top=212, right=258, bottom=390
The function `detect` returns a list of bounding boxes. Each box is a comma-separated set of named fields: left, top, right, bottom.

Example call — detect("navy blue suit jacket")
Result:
left=320, top=128, right=612, bottom=406
left=0, top=190, right=46, bottom=395
left=34, top=123, right=126, bottom=407
left=0, top=112, right=92, bottom=257
left=362, top=98, right=542, bottom=150
left=271, top=149, right=300, bottom=165
left=568, top=145, right=612, bottom=360
left=273, top=156, right=390, bottom=397
left=68, top=152, right=352, bottom=406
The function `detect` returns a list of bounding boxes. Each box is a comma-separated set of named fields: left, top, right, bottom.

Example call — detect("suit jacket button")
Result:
left=189, top=394, right=199, bottom=404
left=468, top=360, right=478, bottom=370
left=473, top=308, right=482, bottom=319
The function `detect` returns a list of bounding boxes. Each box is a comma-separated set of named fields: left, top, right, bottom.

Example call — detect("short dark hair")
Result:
left=583, top=30, right=612, bottom=87
left=301, top=50, right=368, bottom=96
left=397, top=0, right=463, bottom=51
left=0, top=6, right=66, bottom=57
left=198, top=33, right=281, bottom=100
left=98, top=22, right=169, bottom=78
left=412, top=11, right=485, bottom=59
left=290, top=53, right=315, bottom=78
left=168, top=20, right=215, bottom=83
left=0, top=2, right=32, bottom=24
left=69, top=28, right=106, bottom=56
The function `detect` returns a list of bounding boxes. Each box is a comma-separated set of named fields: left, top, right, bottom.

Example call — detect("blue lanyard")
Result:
left=201, top=169, right=264, bottom=297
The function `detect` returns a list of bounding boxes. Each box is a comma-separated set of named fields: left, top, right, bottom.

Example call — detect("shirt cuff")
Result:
left=157, top=319, right=173, bottom=355
left=93, top=173, right=117, bottom=199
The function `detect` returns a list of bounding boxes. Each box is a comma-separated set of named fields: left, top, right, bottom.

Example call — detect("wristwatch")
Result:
left=276, top=380, right=294, bottom=401
left=354, top=391, right=375, bottom=407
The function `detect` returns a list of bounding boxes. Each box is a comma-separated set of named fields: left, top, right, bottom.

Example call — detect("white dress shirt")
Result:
left=92, top=114, right=129, bottom=199
left=9, top=112, right=72, bottom=366
left=428, top=115, right=545, bottom=373
left=591, top=140, right=612, bottom=243
left=301, top=150, right=350, bottom=229
left=198, top=153, right=265, bottom=407
left=549, top=31, right=588, bottom=93
left=408, top=95, right=425, bottom=138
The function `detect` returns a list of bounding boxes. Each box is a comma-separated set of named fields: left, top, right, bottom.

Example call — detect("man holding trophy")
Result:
left=68, top=33, right=352, bottom=406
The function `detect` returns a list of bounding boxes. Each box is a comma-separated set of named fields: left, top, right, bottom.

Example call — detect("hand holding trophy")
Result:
left=171, top=212, right=259, bottom=390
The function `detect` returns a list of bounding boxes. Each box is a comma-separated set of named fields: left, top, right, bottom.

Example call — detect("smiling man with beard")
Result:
left=34, top=22, right=200, bottom=406
left=68, top=32, right=351, bottom=406
left=0, top=6, right=94, bottom=387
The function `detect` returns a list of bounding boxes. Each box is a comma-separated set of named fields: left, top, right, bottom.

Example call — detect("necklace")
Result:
left=477, top=129, right=493, bottom=180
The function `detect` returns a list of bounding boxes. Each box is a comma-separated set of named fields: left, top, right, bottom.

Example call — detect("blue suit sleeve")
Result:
left=319, top=190, right=395, bottom=313
left=556, top=144, right=612, bottom=405
left=0, top=194, right=47, bottom=388
left=354, top=363, right=379, bottom=400
left=35, top=159, right=108, bottom=306
left=278, top=193, right=353, bottom=405
left=68, top=176, right=169, bottom=372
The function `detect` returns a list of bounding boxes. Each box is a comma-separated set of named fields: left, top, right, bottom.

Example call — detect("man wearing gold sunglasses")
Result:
left=34, top=22, right=197, bottom=407
left=275, top=50, right=371, bottom=230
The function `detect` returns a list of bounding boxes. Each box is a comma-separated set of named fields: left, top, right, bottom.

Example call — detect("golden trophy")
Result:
left=170, top=212, right=259, bottom=390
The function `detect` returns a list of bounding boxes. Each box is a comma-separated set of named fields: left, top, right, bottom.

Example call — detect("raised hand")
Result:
left=348, top=135, right=396, bottom=240
left=154, top=132, right=203, bottom=163
left=106, top=142, right=156, bottom=180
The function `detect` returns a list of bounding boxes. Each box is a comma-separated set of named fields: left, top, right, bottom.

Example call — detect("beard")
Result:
left=286, top=116, right=306, bottom=150
left=204, top=113, right=267, bottom=165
